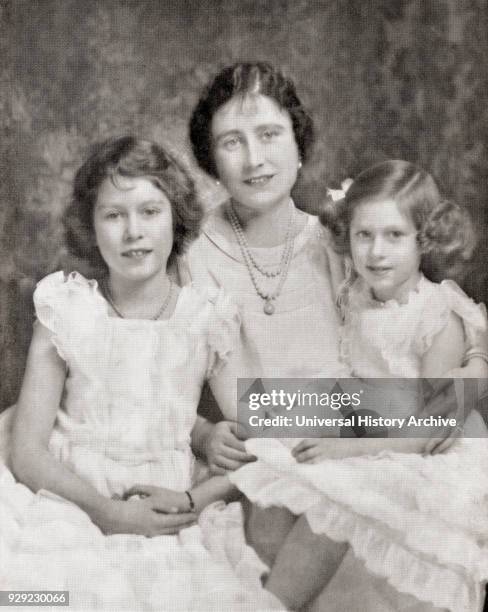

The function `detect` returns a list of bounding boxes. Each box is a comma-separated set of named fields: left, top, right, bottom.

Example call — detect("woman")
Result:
left=181, top=62, right=488, bottom=610
left=184, top=62, right=346, bottom=467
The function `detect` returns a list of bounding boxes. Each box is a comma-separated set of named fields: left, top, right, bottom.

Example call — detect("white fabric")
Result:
left=179, top=209, right=347, bottom=420
left=340, top=274, right=487, bottom=378
left=228, top=273, right=488, bottom=612
left=0, top=271, right=283, bottom=611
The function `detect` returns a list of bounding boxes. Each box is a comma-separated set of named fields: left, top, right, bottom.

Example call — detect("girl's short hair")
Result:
left=64, top=136, right=203, bottom=274
left=320, top=159, right=476, bottom=281
left=189, top=61, right=315, bottom=178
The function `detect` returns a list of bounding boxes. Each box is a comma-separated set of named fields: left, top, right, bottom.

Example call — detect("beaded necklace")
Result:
left=102, top=279, right=174, bottom=320
left=227, top=201, right=295, bottom=315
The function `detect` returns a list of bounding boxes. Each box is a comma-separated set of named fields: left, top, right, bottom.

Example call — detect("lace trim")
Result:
left=341, top=275, right=487, bottom=377
left=205, top=288, right=241, bottom=379
left=230, top=439, right=488, bottom=611
left=33, top=271, right=105, bottom=360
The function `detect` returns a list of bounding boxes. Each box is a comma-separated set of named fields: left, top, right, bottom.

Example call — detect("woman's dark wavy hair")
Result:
left=189, top=61, right=315, bottom=178
left=320, top=159, right=476, bottom=282
left=63, top=136, right=203, bottom=274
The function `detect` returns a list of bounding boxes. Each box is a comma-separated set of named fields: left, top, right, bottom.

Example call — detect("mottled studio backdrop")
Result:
left=1, top=0, right=487, bottom=409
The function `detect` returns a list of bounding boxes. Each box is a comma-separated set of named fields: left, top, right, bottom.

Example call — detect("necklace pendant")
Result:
left=263, top=299, right=275, bottom=315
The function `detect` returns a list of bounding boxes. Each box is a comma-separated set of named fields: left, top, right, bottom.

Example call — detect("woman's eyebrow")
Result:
left=256, top=123, right=286, bottom=131
left=214, top=122, right=286, bottom=142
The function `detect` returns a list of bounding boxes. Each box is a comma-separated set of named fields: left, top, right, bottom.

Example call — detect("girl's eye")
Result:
left=222, top=136, right=241, bottom=151
left=389, top=231, right=403, bottom=239
left=355, top=230, right=371, bottom=239
left=105, top=211, right=121, bottom=220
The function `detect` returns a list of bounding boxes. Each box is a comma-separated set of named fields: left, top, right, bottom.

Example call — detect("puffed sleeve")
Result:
left=33, top=271, right=102, bottom=361
left=205, top=288, right=241, bottom=379
left=414, top=279, right=487, bottom=355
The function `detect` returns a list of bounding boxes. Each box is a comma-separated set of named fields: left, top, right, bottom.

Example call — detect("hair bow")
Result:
left=327, top=178, right=353, bottom=202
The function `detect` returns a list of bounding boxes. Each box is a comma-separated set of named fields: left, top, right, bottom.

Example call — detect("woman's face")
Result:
left=211, top=94, right=300, bottom=214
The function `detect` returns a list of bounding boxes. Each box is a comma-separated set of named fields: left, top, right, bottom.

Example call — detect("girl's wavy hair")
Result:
left=63, top=136, right=203, bottom=275
left=320, top=160, right=476, bottom=283
left=189, top=61, right=315, bottom=178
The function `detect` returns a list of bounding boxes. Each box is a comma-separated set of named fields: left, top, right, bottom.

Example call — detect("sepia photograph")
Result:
left=0, top=1, right=487, bottom=610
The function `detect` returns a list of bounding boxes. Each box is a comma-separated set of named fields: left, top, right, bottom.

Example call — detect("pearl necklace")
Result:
left=227, top=202, right=295, bottom=315
left=102, top=279, right=174, bottom=320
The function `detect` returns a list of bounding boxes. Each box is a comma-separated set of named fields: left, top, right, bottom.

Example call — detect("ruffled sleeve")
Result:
left=33, top=271, right=104, bottom=361
left=205, top=288, right=241, bottom=379
left=414, top=279, right=487, bottom=355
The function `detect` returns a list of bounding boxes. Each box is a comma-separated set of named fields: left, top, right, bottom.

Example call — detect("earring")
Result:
left=298, top=161, right=302, bottom=170
left=215, top=179, right=220, bottom=186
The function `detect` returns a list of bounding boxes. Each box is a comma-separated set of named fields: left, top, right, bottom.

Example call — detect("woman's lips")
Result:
left=243, top=174, right=275, bottom=186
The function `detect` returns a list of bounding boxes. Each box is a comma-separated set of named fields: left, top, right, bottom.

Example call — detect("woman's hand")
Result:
left=99, top=491, right=196, bottom=537
left=205, top=421, right=255, bottom=475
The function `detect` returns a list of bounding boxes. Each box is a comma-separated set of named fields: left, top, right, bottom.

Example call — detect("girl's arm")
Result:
left=124, top=474, right=239, bottom=515
left=189, top=474, right=240, bottom=511
left=421, top=312, right=465, bottom=378
left=446, top=322, right=488, bottom=378
left=294, top=314, right=467, bottom=462
left=11, top=323, right=195, bottom=536
left=421, top=312, right=484, bottom=454
left=11, top=323, right=111, bottom=523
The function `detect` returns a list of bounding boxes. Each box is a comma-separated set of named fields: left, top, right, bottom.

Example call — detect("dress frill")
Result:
left=0, top=272, right=283, bottom=611
left=1, top=461, right=281, bottom=611
left=340, top=276, right=487, bottom=378
left=229, top=437, right=488, bottom=612
left=205, top=287, right=242, bottom=379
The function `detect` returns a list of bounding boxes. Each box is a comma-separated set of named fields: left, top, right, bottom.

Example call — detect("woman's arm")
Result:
left=195, top=346, right=258, bottom=473
left=191, top=415, right=252, bottom=474
left=11, top=323, right=195, bottom=536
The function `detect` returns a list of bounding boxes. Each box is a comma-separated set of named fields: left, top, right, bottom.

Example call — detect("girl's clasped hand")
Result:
left=107, top=488, right=197, bottom=537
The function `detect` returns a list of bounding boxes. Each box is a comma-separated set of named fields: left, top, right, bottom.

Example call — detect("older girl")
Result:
left=0, top=136, right=282, bottom=610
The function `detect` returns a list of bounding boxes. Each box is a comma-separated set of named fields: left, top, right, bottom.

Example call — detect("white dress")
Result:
left=178, top=206, right=346, bottom=402
left=229, top=275, right=488, bottom=612
left=178, top=205, right=347, bottom=565
left=0, top=272, right=282, bottom=611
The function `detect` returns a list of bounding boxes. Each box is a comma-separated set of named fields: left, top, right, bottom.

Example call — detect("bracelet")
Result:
left=464, top=349, right=488, bottom=366
left=185, top=490, right=195, bottom=512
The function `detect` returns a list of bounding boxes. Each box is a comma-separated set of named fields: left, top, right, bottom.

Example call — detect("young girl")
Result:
left=0, top=136, right=283, bottom=610
left=229, top=160, right=488, bottom=612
